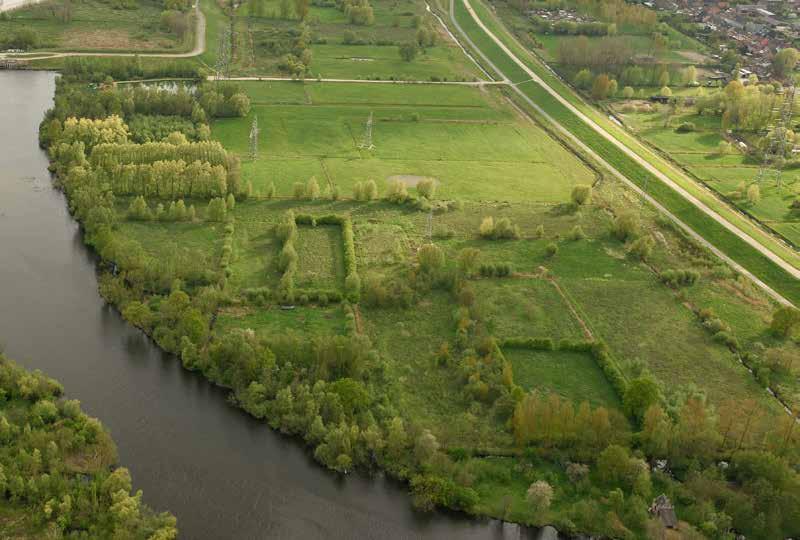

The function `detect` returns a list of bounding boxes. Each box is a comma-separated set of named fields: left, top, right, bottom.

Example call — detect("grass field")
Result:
left=212, top=80, right=597, bottom=201
left=503, top=348, right=620, bottom=407
left=0, top=0, right=192, bottom=52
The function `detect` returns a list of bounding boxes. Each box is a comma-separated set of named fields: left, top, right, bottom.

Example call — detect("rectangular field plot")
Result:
left=294, top=226, right=346, bottom=290
left=227, top=219, right=280, bottom=292
left=563, top=276, right=779, bottom=415
left=115, top=221, right=223, bottom=263
left=503, top=348, right=620, bottom=408
left=216, top=305, right=345, bottom=337
left=212, top=82, right=596, bottom=202
left=472, top=279, right=584, bottom=341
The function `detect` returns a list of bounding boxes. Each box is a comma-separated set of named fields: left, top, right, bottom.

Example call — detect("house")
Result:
left=650, top=494, right=678, bottom=529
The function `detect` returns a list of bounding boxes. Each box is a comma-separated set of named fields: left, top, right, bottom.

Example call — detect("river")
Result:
left=0, top=71, right=540, bottom=539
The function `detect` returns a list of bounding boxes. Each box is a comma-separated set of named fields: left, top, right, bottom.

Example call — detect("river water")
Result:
left=0, top=71, right=539, bottom=539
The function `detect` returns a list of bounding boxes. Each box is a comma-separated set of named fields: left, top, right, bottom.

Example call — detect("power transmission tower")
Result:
left=215, top=27, right=232, bottom=81
left=358, top=112, right=375, bottom=150
left=249, top=116, right=259, bottom=160
left=755, top=85, right=796, bottom=187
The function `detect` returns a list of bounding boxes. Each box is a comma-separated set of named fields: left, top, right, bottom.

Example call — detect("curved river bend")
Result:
left=0, top=71, right=541, bottom=540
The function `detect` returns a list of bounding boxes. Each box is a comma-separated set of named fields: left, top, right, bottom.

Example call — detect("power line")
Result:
left=755, top=85, right=796, bottom=187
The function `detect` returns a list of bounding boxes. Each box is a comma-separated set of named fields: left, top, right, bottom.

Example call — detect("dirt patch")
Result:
left=387, top=174, right=438, bottom=187
left=218, top=306, right=253, bottom=318
left=678, top=50, right=708, bottom=64
left=61, top=29, right=168, bottom=51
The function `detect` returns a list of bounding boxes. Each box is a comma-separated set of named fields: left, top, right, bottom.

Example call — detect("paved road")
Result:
left=449, top=0, right=796, bottom=306
left=1, top=2, right=206, bottom=57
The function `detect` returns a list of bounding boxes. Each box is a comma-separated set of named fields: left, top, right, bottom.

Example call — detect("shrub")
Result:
left=306, top=176, right=321, bottom=201
left=571, top=184, right=592, bottom=205
left=345, top=272, right=361, bottom=302
left=568, top=225, right=586, bottom=241
left=479, top=217, right=495, bottom=238
left=612, top=211, right=639, bottom=241
left=128, top=196, right=152, bottom=220
left=226, top=193, right=236, bottom=210
left=493, top=218, right=520, bottom=239
left=545, top=243, right=558, bottom=257
left=675, top=122, right=695, bottom=133
left=364, top=179, right=378, bottom=200
left=206, top=197, right=227, bottom=222
left=293, top=182, right=306, bottom=199
left=534, top=224, right=545, bottom=239
left=418, top=244, right=445, bottom=274
left=770, top=306, right=800, bottom=338
left=399, top=42, right=418, bottom=62
left=386, top=179, right=409, bottom=204
left=628, top=235, right=654, bottom=261
left=417, top=178, right=436, bottom=199
left=660, top=269, right=699, bottom=287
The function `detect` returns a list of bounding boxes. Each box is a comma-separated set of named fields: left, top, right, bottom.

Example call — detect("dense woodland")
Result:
left=28, top=62, right=800, bottom=539
left=0, top=354, right=177, bottom=538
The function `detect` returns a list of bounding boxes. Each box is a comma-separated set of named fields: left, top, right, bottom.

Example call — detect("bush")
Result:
left=660, top=269, right=699, bottom=287
left=545, top=243, right=558, bottom=257
left=418, top=244, right=445, bottom=274
left=479, top=262, right=514, bottom=277
left=612, top=211, right=639, bottom=241
left=493, top=218, right=520, bottom=239
left=571, top=184, right=592, bottom=205
left=386, top=179, right=409, bottom=204
left=568, top=225, right=586, bottom=241
left=399, top=42, right=418, bottom=62
left=417, top=178, right=436, bottom=200
left=675, top=122, right=695, bottom=133
left=206, top=197, right=227, bottom=222
left=628, top=235, right=654, bottom=261
left=479, top=217, right=495, bottom=238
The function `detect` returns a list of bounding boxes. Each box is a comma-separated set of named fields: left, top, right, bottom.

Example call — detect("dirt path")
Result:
left=2, top=1, right=206, bottom=58
left=210, top=76, right=502, bottom=85
left=449, top=0, right=797, bottom=307
left=547, top=278, right=593, bottom=341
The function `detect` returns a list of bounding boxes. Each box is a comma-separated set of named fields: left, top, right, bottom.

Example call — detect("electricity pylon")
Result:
left=755, top=85, right=796, bottom=187
left=249, top=116, right=259, bottom=160
left=215, top=27, right=232, bottom=81
left=358, top=112, right=375, bottom=150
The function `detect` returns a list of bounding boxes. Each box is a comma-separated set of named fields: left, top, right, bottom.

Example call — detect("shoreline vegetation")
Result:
left=32, top=55, right=800, bottom=539
left=0, top=352, right=177, bottom=538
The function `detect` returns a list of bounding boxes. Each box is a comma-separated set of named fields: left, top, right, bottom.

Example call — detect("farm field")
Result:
left=211, top=80, right=597, bottom=201
left=0, top=0, right=192, bottom=52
